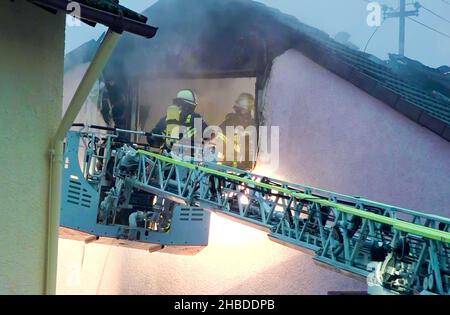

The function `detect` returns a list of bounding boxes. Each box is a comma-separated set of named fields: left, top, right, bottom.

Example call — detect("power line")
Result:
left=420, top=4, right=450, bottom=24
left=362, top=0, right=413, bottom=55
left=364, top=1, right=450, bottom=49
left=407, top=17, right=450, bottom=39
left=383, top=0, right=420, bottom=56
left=362, top=0, right=388, bottom=53
left=364, top=21, right=385, bottom=52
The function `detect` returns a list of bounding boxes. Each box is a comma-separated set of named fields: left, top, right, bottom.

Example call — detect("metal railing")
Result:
left=125, top=148, right=450, bottom=295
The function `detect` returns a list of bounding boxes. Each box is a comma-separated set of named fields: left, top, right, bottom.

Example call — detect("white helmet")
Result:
left=175, top=89, right=198, bottom=107
left=234, top=93, right=255, bottom=112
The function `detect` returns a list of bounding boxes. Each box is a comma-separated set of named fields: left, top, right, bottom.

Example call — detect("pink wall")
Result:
left=57, top=213, right=365, bottom=294
left=261, top=49, right=450, bottom=216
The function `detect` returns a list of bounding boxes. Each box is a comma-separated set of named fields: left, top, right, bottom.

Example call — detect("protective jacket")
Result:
left=147, top=105, right=208, bottom=150
left=218, top=112, right=256, bottom=170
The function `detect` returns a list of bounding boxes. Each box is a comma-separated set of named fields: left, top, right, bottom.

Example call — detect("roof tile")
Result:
left=396, top=99, right=423, bottom=121
left=349, top=70, right=377, bottom=94
left=371, top=85, right=400, bottom=108
left=419, top=112, right=447, bottom=135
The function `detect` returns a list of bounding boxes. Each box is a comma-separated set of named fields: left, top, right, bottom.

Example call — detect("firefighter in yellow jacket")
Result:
left=147, top=89, right=208, bottom=153
left=218, top=93, right=256, bottom=170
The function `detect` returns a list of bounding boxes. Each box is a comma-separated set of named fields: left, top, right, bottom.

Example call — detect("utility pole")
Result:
left=383, top=1, right=420, bottom=56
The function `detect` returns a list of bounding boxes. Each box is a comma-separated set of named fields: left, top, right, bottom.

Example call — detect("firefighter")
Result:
left=220, top=93, right=255, bottom=130
left=218, top=93, right=256, bottom=170
left=147, top=89, right=208, bottom=154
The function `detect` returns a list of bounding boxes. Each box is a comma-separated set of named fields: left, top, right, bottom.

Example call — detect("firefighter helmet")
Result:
left=175, top=89, right=198, bottom=108
left=234, top=93, right=254, bottom=112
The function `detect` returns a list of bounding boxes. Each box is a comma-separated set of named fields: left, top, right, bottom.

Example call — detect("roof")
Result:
left=101, top=0, right=329, bottom=79
left=29, top=0, right=158, bottom=38
left=65, top=39, right=100, bottom=72
left=70, top=0, right=147, bottom=23
left=293, top=35, right=450, bottom=140
left=65, top=0, right=450, bottom=141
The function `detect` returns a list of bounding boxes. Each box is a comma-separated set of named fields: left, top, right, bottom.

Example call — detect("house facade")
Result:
left=0, top=0, right=65, bottom=294
left=59, top=0, right=450, bottom=295
left=0, top=0, right=155, bottom=295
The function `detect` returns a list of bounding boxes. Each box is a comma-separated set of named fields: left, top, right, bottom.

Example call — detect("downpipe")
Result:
left=45, top=141, right=63, bottom=295
left=45, top=29, right=122, bottom=294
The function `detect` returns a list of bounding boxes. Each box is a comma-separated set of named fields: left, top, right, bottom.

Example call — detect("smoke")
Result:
left=99, top=0, right=330, bottom=130
left=63, top=63, right=107, bottom=127
left=67, top=0, right=449, bottom=134
left=136, top=77, right=256, bottom=132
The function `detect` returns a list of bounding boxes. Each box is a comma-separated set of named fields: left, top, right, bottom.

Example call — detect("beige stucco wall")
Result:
left=260, top=49, right=450, bottom=217
left=57, top=213, right=365, bottom=294
left=0, top=0, right=65, bottom=294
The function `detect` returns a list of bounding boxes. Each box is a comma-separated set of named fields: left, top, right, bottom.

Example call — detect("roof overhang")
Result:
left=29, top=0, right=158, bottom=38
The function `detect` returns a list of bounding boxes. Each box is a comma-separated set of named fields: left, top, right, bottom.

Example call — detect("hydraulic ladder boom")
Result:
left=62, top=129, right=450, bottom=295
left=128, top=148, right=450, bottom=295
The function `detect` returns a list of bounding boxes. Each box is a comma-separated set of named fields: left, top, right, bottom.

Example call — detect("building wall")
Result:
left=0, top=0, right=65, bottom=294
left=57, top=213, right=366, bottom=295
left=56, top=74, right=366, bottom=295
left=260, top=49, right=450, bottom=217
left=56, top=47, right=450, bottom=295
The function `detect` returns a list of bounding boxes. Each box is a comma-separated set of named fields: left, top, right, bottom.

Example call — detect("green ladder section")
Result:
left=128, top=149, right=450, bottom=294
left=139, top=150, right=450, bottom=243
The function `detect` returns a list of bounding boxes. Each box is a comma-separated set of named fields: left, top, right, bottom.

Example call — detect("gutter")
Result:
left=45, top=29, right=122, bottom=294
left=30, top=0, right=158, bottom=38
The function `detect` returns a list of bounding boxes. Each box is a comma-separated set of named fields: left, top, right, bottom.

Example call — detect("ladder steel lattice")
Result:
left=128, top=148, right=450, bottom=295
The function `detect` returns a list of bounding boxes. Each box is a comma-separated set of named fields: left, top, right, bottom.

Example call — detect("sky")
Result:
left=65, top=0, right=450, bottom=68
